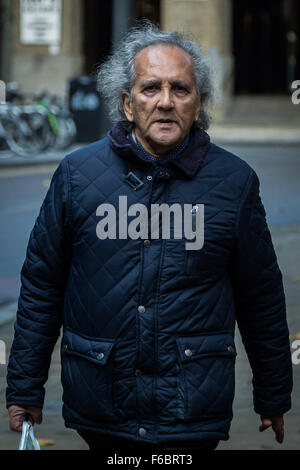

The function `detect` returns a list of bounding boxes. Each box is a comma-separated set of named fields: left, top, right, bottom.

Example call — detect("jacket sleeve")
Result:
left=230, top=168, right=293, bottom=416
left=6, top=157, right=72, bottom=409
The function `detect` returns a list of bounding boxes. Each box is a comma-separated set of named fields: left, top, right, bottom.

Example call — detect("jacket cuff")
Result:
left=6, top=401, right=43, bottom=409
left=254, top=401, right=292, bottom=417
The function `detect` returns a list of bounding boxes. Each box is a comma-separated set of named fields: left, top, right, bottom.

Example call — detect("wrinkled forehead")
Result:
left=134, top=44, right=195, bottom=81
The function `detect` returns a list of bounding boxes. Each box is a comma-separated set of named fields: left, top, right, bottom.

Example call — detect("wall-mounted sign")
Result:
left=20, top=0, right=62, bottom=45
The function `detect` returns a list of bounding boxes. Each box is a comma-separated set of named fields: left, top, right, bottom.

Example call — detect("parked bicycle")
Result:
left=0, top=103, right=49, bottom=156
left=0, top=83, right=77, bottom=157
left=35, top=91, right=77, bottom=151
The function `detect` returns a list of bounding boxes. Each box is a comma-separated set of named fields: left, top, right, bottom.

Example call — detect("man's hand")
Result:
left=259, top=415, right=284, bottom=444
left=8, top=405, right=43, bottom=432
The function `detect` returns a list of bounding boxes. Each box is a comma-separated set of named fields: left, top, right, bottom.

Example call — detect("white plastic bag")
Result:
left=18, top=421, right=40, bottom=451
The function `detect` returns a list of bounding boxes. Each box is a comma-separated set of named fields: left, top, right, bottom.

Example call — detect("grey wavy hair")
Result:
left=97, top=21, right=214, bottom=131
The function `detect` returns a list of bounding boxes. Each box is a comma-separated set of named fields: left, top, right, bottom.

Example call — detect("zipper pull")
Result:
left=191, top=204, right=199, bottom=232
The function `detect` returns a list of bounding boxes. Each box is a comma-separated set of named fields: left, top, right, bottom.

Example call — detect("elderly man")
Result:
left=7, top=22, right=292, bottom=453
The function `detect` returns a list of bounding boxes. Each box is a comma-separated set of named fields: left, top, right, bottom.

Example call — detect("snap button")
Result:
left=138, top=427, right=147, bottom=437
left=144, top=239, right=151, bottom=248
left=227, top=346, right=234, bottom=354
left=184, top=349, right=193, bottom=358
left=138, top=305, right=146, bottom=314
left=135, top=369, right=143, bottom=377
left=97, top=353, right=104, bottom=360
left=147, top=176, right=152, bottom=181
left=165, top=172, right=170, bottom=177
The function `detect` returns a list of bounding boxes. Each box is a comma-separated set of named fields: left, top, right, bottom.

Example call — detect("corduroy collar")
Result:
left=107, top=121, right=211, bottom=179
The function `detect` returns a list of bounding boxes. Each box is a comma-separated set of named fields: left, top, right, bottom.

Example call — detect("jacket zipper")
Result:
left=191, top=204, right=199, bottom=233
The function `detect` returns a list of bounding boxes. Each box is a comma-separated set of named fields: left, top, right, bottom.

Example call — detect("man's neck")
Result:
left=132, top=129, right=188, bottom=159
left=131, top=130, right=160, bottom=159
left=131, top=129, right=190, bottom=164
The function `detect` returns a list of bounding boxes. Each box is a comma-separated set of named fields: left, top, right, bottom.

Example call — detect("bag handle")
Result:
left=19, top=421, right=40, bottom=451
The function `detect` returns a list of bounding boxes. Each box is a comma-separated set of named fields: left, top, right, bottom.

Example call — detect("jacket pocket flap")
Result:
left=62, top=328, right=115, bottom=365
left=175, top=332, right=237, bottom=362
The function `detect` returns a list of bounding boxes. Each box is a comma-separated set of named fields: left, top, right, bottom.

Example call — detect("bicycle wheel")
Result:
left=0, top=115, right=32, bottom=156
left=54, top=115, right=77, bottom=150
left=7, top=107, right=52, bottom=156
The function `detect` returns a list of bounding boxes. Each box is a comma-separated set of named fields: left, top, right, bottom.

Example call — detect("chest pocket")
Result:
left=184, top=202, right=234, bottom=278
left=162, top=200, right=231, bottom=279
left=185, top=232, right=231, bottom=278
left=162, top=201, right=210, bottom=278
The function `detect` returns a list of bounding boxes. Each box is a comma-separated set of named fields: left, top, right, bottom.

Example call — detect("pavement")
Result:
left=0, top=144, right=82, bottom=169
left=0, top=96, right=299, bottom=451
left=209, top=125, right=300, bottom=145
left=210, top=95, right=300, bottom=145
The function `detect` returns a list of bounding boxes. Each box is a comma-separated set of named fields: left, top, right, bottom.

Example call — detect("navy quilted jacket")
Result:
left=6, top=122, right=292, bottom=444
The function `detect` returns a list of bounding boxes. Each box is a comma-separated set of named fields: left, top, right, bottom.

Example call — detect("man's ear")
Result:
left=122, top=92, right=134, bottom=122
left=193, top=95, right=202, bottom=123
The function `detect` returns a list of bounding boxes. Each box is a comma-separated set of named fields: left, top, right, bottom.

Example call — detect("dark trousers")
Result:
left=78, top=430, right=219, bottom=453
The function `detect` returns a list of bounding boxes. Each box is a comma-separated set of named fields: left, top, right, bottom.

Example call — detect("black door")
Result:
left=82, top=0, right=160, bottom=76
left=233, top=0, right=289, bottom=94
left=82, top=0, right=113, bottom=76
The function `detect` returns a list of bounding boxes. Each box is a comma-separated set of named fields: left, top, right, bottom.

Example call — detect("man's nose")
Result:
left=157, top=88, right=174, bottom=110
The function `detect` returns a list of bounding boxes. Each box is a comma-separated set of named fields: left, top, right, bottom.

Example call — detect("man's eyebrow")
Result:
left=139, top=79, right=192, bottom=89
left=171, top=80, right=191, bottom=90
left=139, top=79, right=161, bottom=88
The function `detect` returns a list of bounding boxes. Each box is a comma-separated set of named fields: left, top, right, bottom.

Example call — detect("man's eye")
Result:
left=173, top=86, right=188, bottom=93
left=144, top=86, right=158, bottom=92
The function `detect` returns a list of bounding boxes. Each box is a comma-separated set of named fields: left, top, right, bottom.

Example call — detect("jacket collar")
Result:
left=107, top=121, right=211, bottom=179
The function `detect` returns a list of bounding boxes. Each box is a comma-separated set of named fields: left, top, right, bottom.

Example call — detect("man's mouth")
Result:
left=155, top=119, right=176, bottom=123
left=154, top=119, right=177, bottom=129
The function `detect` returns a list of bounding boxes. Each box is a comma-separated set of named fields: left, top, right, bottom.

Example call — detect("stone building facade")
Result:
left=0, top=0, right=299, bottom=121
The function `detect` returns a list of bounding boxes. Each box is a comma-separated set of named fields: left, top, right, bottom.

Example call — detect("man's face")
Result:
left=122, top=45, right=202, bottom=156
